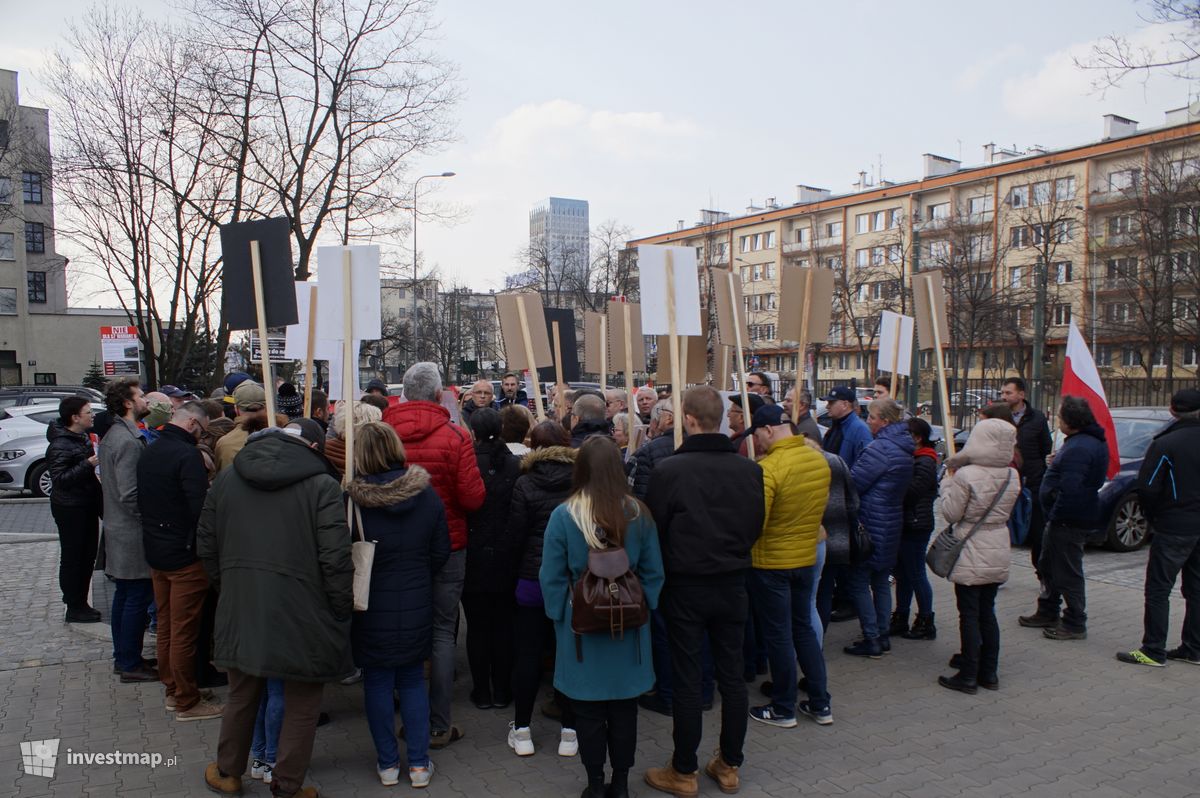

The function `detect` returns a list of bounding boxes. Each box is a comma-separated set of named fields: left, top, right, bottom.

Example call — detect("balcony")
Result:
left=813, top=235, right=843, bottom=250
left=782, top=239, right=811, bottom=255
left=1091, top=230, right=1140, bottom=249
left=1089, top=187, right=1136, bottom=206
left=966, top=211, right=994, bottom=226
left=915, top=216, right=951, bottom=233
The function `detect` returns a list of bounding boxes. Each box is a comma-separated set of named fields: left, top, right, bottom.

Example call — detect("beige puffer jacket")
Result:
left=939, top=419, right=1021, bottom=586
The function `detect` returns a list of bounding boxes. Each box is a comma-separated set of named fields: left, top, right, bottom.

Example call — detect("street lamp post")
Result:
left=1032, top=258, right=1047, bottom=398
left=412, top=171, right=456, bottom=362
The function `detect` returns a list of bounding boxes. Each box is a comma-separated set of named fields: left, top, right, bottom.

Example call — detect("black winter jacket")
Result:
left=348, top=464, right=450, bottom=668
left=630, top=432, right=676, bottom=500
left=1015, top=404, right=1053, bottom=489
left=1040, top=423, right=1109, bottom=528
left=902, top=447, right=939, bottom=538
left=645, top=434, right=764, bottom=584
left=465, top=441, right=522, bottom=594
left=509, top=446, right=576, bottom=581
left=45, top=422, right=101, bottom=509
left=137, top=423, right=209, bottom=571
left=570, top=418, right=613, bottom=449
left=1137, top=417, right=1200, bottom=538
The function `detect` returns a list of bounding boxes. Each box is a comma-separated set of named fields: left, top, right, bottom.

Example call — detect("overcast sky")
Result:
left=3, top=0, right=1197, bottom=298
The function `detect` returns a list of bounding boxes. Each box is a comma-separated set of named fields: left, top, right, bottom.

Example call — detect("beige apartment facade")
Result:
left=630, top=110, right=1200, bottom=391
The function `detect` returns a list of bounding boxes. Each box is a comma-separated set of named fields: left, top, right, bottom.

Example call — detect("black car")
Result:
left=1090, top=407, right=1175, bottom=551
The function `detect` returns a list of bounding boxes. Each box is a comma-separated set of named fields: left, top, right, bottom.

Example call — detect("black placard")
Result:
left=538, top=308, right=580, bottom=383
left=220, top=217, right=299, bottom=330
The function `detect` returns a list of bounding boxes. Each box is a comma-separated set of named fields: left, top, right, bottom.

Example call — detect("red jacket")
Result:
left=383, top=400, right=485, bottom=551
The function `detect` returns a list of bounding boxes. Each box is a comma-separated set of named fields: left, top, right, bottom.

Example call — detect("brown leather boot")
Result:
left=204, top=762, right=242, bottom=795
left=704, top=752, right=740, bottom=794
left=644, top=762, right=699, bottom=797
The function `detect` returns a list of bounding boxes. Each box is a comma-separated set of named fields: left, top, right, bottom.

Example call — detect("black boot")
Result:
left=938, top=672, right=978, bottom=695
left=903, top=613, right=937, bottom=640
left=887, top=611, right=910, bottom=637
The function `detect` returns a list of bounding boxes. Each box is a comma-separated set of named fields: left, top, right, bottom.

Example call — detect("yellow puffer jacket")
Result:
left=752, top=436, right=832, bottom=569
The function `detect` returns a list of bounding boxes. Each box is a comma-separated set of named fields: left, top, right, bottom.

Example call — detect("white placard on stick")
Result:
left=877, top=311, right=915, bottom=376
left=315, top=246, right=382, bottom=342
left=638, top=245, right=702, bottom=336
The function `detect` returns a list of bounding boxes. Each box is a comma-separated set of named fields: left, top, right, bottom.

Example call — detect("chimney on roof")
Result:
left=1103, top=114, right=1138, bottom=140
left=676, top=220, right=686, bottom=231
left=922, top=153, right=961, bottom=179
left=765, top=196, right=778, bottom=209
left=854, top=171, right=871, bottom=192
left=983, top=142, right=995, bottom=163
left=796, top=185, right=832, bottom=204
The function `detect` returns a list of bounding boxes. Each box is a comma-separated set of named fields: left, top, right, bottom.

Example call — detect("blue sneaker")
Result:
left=749, top=704, right=797, bottom=729
left=798, top=701, right=833, bottom=726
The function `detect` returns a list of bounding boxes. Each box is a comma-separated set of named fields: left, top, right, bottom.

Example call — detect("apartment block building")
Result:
left=629, top=109, right=1200, bottom=389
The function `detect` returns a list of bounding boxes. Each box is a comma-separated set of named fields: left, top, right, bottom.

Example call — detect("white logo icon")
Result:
left=21, top=738, right=60, bottom=778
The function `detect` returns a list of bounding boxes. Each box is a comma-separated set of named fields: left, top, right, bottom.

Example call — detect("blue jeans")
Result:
left=846, top=565, right=892, bottom=642
left=895, top=535, right=934, bottom=616
left=251, top=679, right=285, bottom=763
left=748, top=566, right=829, bottom=714
left=363, top=663, right=429, bottom=770
left=111, top=578, right=154, bottom=671
left=811, top=542, right=826, bottom=648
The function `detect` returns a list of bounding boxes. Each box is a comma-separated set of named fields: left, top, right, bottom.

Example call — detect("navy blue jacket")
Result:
left=852, top=422, right=915, bottom=570
left=824, top=411, right=873, bottom=470
left=630, top=432, right=676, bottom=500
left=1039, top=423, right=1108, bottom=529
left=465, top=441, right=521, bottom=594
left=1137, top=417, right=1200, bottom=538
left=348, top=464, right=450, bottom=668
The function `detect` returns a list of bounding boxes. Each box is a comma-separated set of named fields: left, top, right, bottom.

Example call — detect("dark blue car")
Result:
left=1088, top=407, right=1174, bottom=551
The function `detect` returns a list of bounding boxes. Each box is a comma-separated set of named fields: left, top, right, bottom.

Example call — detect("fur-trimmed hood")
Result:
left=347, top=464, right=432, bottom=509
left=521, top=445, right=576, bottom=472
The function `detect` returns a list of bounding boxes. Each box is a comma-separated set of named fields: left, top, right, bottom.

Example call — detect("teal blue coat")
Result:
left=539, top=502, right=664, bottom=701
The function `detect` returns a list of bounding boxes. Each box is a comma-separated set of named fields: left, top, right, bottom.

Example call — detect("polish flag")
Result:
left=1061, top=320, right=1120, bottom=478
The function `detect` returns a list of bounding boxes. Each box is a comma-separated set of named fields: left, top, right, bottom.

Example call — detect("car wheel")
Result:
left=28, top=461, right=52, bottom=499
left=1106, top=493, right=1149, bottom=552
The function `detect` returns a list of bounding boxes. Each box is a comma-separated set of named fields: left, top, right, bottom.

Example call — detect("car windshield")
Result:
left=1114, top=417, right=1169, bottom=460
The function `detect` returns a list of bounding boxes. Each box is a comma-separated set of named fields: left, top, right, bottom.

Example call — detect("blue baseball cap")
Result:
left=821, top=386, right=856, bottom=403
left=749, top=404, right=788, bottom=433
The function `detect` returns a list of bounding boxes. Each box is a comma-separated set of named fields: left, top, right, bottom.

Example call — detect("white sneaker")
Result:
left=558, top=728, right=578, bottom=757
left=250, top=759, right=268, bottom=780
left=409, top=760, right=434, bottom=788
left=378, top=765, right=400, bottom=786
left=507, top=722, right=535, bottom=756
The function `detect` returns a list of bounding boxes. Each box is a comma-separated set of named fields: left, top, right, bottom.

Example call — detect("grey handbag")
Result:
left=927, top=470, right=1013, bottom=579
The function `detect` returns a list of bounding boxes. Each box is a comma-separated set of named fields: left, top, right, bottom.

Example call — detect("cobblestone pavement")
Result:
left=2, top=503, right=1198, bottom=798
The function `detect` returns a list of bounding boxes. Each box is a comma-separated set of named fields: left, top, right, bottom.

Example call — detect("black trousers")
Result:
left=50, top=502, right=100, bottom=609
left=511, top=605, right=574, bottom=729
left=462, top=590, right=515, bottom=701
left=1142, top=534, right=1200, bottom=661
left=571, top=697, right=637, bottom=779
left=662, top=582, right=748, bottom=773
left=1037, top=523, right=1089, bottom=631
left=955, top=583, right=1000, bottom=681
left=1027, top=490, right=1046, bottom=574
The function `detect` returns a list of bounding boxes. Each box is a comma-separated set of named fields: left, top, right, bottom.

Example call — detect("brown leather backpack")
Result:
left=570, top=540, right=648, bottom=661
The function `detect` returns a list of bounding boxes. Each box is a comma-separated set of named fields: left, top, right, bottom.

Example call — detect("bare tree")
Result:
left=1075, top=0, right=1200, bottom=89
left=833, top=216, right=908, bottom=382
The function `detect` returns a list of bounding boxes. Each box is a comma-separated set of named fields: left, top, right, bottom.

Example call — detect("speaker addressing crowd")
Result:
left=47, top=364, right=1200, bottom=797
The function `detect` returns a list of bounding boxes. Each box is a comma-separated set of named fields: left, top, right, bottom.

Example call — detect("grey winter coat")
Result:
left=939, top=419, right=1021, bottom=586
left=100, top=417, right=149, bottom=580
left=819, top=450, right=860, bottom=565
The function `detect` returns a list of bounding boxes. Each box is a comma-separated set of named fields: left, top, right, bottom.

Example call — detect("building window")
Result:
left=826, top=221, right=842, bottom=238
left=795, top=227, right=810, bottom=244
left=969, top=273, right=994, bottom=293
left=968, top=234, right=993, bottom=261
left=1010, top=265, right=1026, bottom=290
left=1052, top=304, right=1071, bottom=326
left=0, top=232, right=13, bottom=261
left=888, top=208, right=902, bottom=228
left=968, top=195, right=994, bottom=216
left=928, top=240, right=950, bottom=262
left=1106, top=302, right=1134, bottom=323
left=1106, top=257, right=1138, bottom=287
left=1171, top=158, right=1200, bottom=181
left=1011, top=226, right=1029, bottom=248
left=871, top=246, right=885, bottom=266
left=740, top=236, right=750, bottom=254
left=872, top=211, right=886, bottom=232
left=765, top=263, right=776, bottom=279
left=1109, top=169, right=1140, bottom=192
left=753, top=264, right=763, bottom=281
left=1009, top=185, right=1029, bottom=208
left=752, top=233, right=762, bottom=251
left=1153, top=345, right=1169, bottom=368
left=886, top=244, right=901, bottom=264
left=33, top=372, right=56, bottom=385
left=1121, top=346, right=1138, bottom=367
left=927, top=202, right=950, bottom=220
left=1031, top=181, right=1051, bottom=206
left=1108, top=215, right=1134, bottom=235
left=25, top=222, right=45, bottom=254
left=0, top=288, right=16, bottom=315
left=1175, top=297, right=1198, bottom=320
left=21, top=172, right=43, bottom=204
left=855, top=249, right=869, bottom=268
left=27, top=271, right=46, bottom=304
left=765, top=231, right=776, bottom=249
left=1053, top=262, right=1073, bottom=283
left=1094, top=345, right=1112, bottom=367
left=855, top=214, right=868, bottom=234
left=1056, top=176, right=1077, bottom=201
left=1185, top=344, right=1198, bottom=367
left=0, top=177, right=11, bottom=205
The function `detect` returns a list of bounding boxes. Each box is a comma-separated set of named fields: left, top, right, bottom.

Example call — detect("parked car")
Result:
left=1089, top=406, right=1174, bottom=551
left=0, top=403, right=105, bottom=498
left=0, top=385, right=104, bottom=409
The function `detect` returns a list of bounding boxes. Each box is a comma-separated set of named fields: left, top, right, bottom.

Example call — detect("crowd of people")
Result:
left=41, top=364, right=1200, bottom=798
